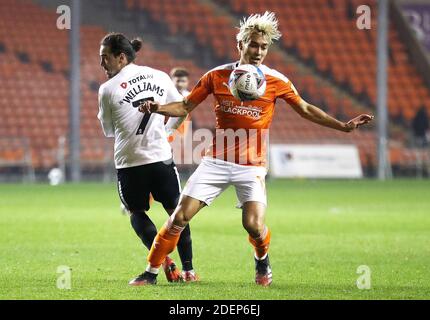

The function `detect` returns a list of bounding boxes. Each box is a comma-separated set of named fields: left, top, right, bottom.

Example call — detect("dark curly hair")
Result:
left=101, top=32, right=143, bottom=63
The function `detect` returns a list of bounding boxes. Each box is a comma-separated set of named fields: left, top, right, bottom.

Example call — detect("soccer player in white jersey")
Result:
left=170, top=67, right=191, bottom=97
left=137, top=12, right=373, bottom=286
left=165, top=68, right=191, bottom=137
left=165, top=68, right=193, bottom=170
left=98, top=33, right=198, bottom=285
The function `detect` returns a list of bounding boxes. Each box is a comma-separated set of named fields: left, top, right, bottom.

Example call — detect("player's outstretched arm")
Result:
left=138, top=99, right=197, bottom=117
left=291, top=99, right=374, bottom=132
left=165, top=115, right=187, bottom=136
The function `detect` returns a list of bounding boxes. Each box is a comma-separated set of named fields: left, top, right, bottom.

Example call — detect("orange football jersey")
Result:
left=187, top=62, right=302, bottom=166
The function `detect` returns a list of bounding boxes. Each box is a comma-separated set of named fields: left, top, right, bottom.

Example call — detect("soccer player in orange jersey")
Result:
left=137, top=12, right=373, bottom=286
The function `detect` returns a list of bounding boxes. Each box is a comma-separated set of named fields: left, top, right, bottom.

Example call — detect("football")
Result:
left=228, top=64, right=266, bottom=101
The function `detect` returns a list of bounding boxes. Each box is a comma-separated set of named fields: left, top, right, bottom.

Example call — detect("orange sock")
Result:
left=147, top=219, right=184, bottom=268
left=248, top=226, right=271, bottom=259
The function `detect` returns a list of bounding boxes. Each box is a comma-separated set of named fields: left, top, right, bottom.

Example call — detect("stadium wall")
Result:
left=394, top=0, right=430, bottom=89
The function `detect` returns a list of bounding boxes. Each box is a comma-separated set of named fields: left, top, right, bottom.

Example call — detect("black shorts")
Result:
left=117, top=160, right=181, bottom=212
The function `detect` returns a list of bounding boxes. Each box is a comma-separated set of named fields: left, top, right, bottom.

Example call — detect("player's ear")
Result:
left=119, top=52, right=127, bottom=64
left=238, top=41, right=243, bottom=52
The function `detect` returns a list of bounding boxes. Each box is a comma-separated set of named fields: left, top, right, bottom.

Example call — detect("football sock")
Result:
left=143, top=270, right=158, bottom=279
left=145, top=266, right=160, bottom=275
left=130, top=212, right=158, bottom=250
left=254, top=254, right=271, bottom=273
left=148, top=219, right=184, bottom=268
left=177, top=224, right=194, bottom=271
left=248, top=226, right=271, bottom=259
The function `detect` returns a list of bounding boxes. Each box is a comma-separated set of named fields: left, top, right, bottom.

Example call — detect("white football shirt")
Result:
left=164, top=88, right=190, bottom=135
left=98, top=63, right=183, bottom=169
left=179, top=89, right=190, bottom=97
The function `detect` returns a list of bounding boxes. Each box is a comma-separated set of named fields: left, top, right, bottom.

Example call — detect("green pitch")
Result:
left=1, top=179, right=429, bottom=300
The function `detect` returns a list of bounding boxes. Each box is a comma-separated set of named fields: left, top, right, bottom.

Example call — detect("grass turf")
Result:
left=0, top=179, right=429, bottom=300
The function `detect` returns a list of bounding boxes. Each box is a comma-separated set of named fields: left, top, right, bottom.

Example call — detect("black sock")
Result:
left=255, top=255, right=270, bottom=273
left=177, top=224, right=193, bottom=271
left=130, top=212, right=157, bottom=250
left=144, top=271, right=158, bottom=280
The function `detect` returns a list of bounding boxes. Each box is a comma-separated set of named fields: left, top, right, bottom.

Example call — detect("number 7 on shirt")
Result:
left=132, top=97, right=154, bottom=135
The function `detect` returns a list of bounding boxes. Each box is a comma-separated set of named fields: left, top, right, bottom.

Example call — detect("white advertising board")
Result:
left=269, top=144, right=363, bottom=178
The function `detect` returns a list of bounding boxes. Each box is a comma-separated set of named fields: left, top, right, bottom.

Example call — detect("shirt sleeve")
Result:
left=165, top=116, right=186, bottom=136
left=165, top=74, right=184, bottom=104
left=97, top=86, right=115, bottom=138
left=277, top=80, right=302, bottom=107
left=186, top=71, right=213, bottom=105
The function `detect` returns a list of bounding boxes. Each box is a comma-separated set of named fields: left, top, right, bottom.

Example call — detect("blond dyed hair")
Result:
left=236, top=11, right=282, bottom=45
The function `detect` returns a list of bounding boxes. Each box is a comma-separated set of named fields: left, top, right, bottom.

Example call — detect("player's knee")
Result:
left=242, top=219, right=264, bottom=238
left=174, top=199, right=199, bottom=225
left=172, top=209, right=191, bottom=226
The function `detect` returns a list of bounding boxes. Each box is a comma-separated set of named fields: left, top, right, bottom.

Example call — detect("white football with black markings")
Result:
left=228, top=64, right=266, bottom=101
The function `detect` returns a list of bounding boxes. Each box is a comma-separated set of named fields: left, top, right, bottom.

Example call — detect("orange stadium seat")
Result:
left=0, top=0, right=213, bottom=169
left=1, top=0, right=428, bottom=173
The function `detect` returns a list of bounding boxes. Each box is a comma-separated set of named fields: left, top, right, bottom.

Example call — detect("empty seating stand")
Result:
left=217, top=0, right=430, bottom=121
left=1, top=0, right=427, bottom=175
left=0, top=0, right=213, bottom=169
